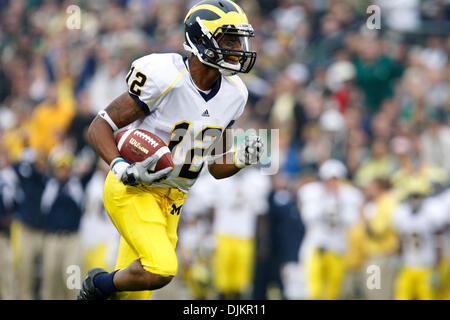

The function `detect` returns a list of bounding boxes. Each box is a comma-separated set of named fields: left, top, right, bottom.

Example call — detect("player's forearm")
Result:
left=87, top=116, right=121, bottom=165
left=208, top=153, right=240, bottom=179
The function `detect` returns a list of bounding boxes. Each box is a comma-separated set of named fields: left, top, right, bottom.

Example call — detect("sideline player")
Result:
left=392, top=181, right=445, bottom=300
left=77, top=0, right=263, bottom=300
left=297, top=159, right=362, bottom=300
left=210, top=167, right=271, bottom=299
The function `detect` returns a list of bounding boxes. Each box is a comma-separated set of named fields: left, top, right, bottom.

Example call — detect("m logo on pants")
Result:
left=170, top=204, right=182, bottom=216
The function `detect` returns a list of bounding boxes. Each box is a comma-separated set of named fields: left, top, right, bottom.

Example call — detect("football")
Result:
left=115, top=129, right=174, bottom=172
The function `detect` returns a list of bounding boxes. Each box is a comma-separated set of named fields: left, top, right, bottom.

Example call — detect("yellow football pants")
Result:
left=394, top=267, right=434, bottom=300
left=103, top=171, right=186, bottom=300
left=83, top=243, right=111, bottom=273
left=213, top=234, right=254, bottom=295
left=306, top=248, right=346, bottom=300
left=436, top=259, right=450, bottom=299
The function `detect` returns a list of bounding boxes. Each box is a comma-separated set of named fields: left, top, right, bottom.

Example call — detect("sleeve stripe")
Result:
left=225, top=76, right=245, bottom=94
left=226, top=120, right=235, bottom=128
left=128, top=92, right=151, bottom=115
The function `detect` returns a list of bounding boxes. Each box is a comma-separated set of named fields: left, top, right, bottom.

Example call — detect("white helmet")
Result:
left=319, top=159, right=347, bottom=180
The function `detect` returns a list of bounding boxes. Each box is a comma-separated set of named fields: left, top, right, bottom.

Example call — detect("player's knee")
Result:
left=129, top=260, right=174, bottom=290
left=139, top=271, right=173, bottom=290
left=150, top=274, right=174, bottom=290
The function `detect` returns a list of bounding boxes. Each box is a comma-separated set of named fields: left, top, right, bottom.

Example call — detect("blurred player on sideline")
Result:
left=392, top=181, right=446, bottom=300
left=434, top=187, right=450, bottom=299
left=298, top=159, right=363, bottom=300
left=179, top=168, right=271, bottom=299
left=79, top=160, right=120, bottom=274
left=360, top=178, right=399, bottom=299
left=210, top=167, right=271, bottom=299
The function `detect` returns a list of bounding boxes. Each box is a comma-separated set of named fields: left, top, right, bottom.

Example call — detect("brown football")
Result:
left=115, top=129, right=174, bottom=172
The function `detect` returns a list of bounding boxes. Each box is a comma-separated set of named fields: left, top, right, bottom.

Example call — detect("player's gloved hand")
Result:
left=111, top=155, right=172, bottom=186
left=233, top=135, right=264, bottom=168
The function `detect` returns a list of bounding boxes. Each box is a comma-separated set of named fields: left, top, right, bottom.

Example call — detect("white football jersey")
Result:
left=80, top=171, right=120, bottom=269
left=391, top=198, right=446, bottom=268
left=184, top=167, right=270, bottom=239
left=437, top=189, right=450, bottom=259
left=210, top=167, right=271, bottom=239
left=120, top=53, right=248, bottom=192
left=181, top=169, right=217, bottom=220
left=297, top=181, right=363, bottom=256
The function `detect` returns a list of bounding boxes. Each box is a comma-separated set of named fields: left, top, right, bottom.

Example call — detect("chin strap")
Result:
left=218, top=62, right=240, bottom=76
left=219, top=68, right=237, bottom=76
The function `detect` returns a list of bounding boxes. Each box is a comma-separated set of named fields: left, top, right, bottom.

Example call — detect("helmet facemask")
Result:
left=184, top=17, right=257, bottom=76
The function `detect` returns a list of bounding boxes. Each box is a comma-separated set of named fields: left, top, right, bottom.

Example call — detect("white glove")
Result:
left=233, top=135, right=264, bottom=168
left=111, top=155, right=172, bottom=186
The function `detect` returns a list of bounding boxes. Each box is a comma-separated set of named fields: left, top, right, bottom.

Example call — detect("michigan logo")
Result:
left=170, top=204, right=183, bottom=216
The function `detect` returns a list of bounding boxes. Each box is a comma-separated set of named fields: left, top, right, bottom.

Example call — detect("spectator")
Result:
left=40, top=149, right=94, bottom=300
left=0, top=150, right=16, bottom=299
left=87, top=55, right=128, bottom=114
left=420, top=111, right=450, bottom=176
left=354, top=138, right=397, bottom=187
left=267, top=174, right=305, bottom=300
left=10, top=148, right=48, bottom=300
left=0, top=61, right=11, bottom=103
left=28, top=83, right=75, bottom=156
left=66, top=90, right=96, bottom=156
left=352, top=34, right=404, bottom=115
left=376, top=0, right=421, bottom=33
left=1, top=98, right=33, bottom=163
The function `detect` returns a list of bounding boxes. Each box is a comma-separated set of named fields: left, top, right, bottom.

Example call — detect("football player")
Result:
left=297, top=159, right=363, bottom=300
left=77, top=0, right=263, bottom=300
left=392, top=181, right=446, bottom=300
left=210, top=167, right=271, bottom=299
left=435, top=187, right=450, bottom=299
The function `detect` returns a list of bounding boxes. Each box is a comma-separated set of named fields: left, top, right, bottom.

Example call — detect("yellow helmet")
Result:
left=50, top=150, right=74, bottom=168
left=406, top=178, right=430, bottom=197
left=183, top=0, right=257, bottom=75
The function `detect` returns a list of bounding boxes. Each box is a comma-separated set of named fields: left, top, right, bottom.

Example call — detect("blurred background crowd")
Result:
left=0, top=0, right=449, bottom=300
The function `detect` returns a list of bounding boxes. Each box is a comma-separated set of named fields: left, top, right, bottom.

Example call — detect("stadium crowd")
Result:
left=0, top=0, right=449, bottom=300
